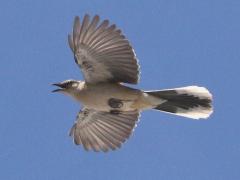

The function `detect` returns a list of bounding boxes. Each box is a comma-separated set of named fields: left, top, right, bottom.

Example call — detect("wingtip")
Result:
left=74, top=16, right=80, bottom=27
left=84, top=13, right=90, bottom=19
left=93, top=14, right=100, bottom=20
left=74, top=16, right=80, bottom=21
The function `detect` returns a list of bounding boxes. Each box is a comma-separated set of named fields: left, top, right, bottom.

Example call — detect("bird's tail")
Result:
left=145, top=86, right=213, bottom=119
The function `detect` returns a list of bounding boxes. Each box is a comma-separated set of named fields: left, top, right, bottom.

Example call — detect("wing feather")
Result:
left=73, top=16, right=81, bottom=49
left=69, top=14, right=140, bottom=84
left=83, top=15, right=100, bottom=44
left=88, top=125, right=115, bottom=151
left=87, top=20, right=109, bottom=47
left=69, top=108, right=140, bottom=152
left=78, top=14, right=90, bottom=44
left=94, top=121, right=124, bottom=145
left=90, top=123, right=120, bottom=150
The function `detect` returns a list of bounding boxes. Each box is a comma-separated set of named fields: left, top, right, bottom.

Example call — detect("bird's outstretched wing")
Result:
left=68, top=14, right=140, bottom=84
left=69, top=108, right=140, bottom=152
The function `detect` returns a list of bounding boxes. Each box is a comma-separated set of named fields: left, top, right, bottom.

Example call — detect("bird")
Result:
left=52, top=14, right=213, bottom=152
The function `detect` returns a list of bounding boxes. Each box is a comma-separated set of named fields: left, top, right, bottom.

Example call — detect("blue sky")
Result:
left=1, top=0, right=239, bottom=179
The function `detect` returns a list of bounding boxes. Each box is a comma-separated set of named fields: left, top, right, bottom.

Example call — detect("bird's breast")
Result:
left=75, top=83, right=143, bottom=112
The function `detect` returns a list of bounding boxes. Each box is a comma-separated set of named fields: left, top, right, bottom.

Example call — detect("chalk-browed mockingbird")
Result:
left=53, top=14, right=213, bottom=152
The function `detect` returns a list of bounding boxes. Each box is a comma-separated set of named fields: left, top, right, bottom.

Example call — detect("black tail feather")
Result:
left=145, top=86, right=213, bottom=119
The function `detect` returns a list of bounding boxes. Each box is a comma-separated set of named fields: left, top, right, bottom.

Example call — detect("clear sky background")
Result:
left=1, top=0, right=239, bottom=179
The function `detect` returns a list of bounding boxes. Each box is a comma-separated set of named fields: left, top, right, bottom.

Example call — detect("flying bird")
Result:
left=53, top=14, right=213, bottom=152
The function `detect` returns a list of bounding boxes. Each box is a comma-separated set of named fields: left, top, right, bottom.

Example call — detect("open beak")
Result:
left=52, top=83, right=65, bottom=93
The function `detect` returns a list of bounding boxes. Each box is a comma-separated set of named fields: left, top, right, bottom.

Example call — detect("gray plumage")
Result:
left=68, top=15, right=139, bottom=84
left=53, top=14, right=213, bottom=152
left=69, top=109, right=139, bottom=152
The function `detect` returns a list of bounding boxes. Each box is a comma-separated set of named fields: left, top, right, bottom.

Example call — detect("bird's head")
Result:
left=52, top=80, right=84, bottom=96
